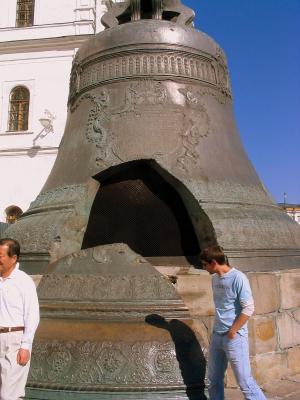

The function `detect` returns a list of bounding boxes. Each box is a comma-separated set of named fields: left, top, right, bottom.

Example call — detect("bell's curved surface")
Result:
left=4, top=1, right=300, bottom=398
left=6, top=0, right=300, bottom=272
left=26, top=245, right=207, bottom=399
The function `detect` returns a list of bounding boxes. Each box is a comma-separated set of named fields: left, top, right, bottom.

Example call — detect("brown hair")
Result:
left=0, top=238, right=20, bottom=260
left=200, top=245, right=228, bottom=265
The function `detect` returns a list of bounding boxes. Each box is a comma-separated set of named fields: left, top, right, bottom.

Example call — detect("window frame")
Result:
left=8, top=85, right=30, bottom=132
left=1, top=80, right=35, bottom=135
left=15, top=0, right=35, bottom=28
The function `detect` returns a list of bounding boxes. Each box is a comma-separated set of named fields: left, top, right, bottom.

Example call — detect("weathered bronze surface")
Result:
left=3, top=1, right=300, bottom=397
left=4, top=1, right=300, bottom=273
left=26, top=245, right=207, bottom=399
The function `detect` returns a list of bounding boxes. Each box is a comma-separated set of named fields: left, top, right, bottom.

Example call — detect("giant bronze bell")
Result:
left=4, top=0, right=300, bottom=398
left=5, top=1, right=300, bottom=273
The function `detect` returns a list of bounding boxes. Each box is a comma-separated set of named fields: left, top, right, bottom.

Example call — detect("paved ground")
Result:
left=223, top=374, right=300, bottom=399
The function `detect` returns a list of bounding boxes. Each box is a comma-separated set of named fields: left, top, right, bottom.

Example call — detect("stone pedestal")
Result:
left=156, top=266, right=300, bottom=386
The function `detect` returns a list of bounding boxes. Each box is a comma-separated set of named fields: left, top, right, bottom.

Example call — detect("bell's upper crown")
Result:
left=102, top=0, right=195, bottom=28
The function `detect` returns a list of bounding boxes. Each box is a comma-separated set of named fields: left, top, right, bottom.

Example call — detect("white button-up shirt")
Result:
left=0, top=263, right=39, bottom=350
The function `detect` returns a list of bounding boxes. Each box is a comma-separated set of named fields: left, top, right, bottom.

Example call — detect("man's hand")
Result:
left=227, top=329, right=237, bottom=339
left=17, top=348, right=30, bottom=366
left=227, top=313, right=250, bottom=339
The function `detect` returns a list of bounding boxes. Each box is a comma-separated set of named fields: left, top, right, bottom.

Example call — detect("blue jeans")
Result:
left=208, top=332, right=266, bottom=400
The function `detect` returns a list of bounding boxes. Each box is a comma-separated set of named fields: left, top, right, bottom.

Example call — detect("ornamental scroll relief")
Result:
left=76, top=81, right=215, bottom=171
left=68, top=50, right=231, bottom=106
left=3, top=214, right=61, bottom=253
left=29, top=340, right=184, bottom=388
left=177, top=87, right=212, bottom=171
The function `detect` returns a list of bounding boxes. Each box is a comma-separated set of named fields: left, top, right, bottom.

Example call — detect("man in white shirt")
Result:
left=0, top=238, right=40, bottom=400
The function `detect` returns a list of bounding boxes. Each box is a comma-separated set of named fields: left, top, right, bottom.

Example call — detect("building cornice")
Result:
left=278, top=203, right=300, bottom=209
left=0, top=34, right=93, bottom=55
left=0, top=146, right=59, bottom=156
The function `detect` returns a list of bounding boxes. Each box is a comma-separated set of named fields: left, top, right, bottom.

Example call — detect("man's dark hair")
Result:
left=0, top=238, right=20, bottom=260
left=200, top=245, right=228, bottom=265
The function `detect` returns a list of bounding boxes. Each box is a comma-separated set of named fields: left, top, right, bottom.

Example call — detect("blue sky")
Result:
left=185, top=0, right=300, bottom=204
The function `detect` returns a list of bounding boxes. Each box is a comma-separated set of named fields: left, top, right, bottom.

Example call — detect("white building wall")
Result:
left=0, top=0, right=17, bottom=28
left=0, top=151, right=58, bottom=222
left=0, top=0, right=98, bottom=40
left=0, top=50, right=73, bottom=138
left=0, top=0, right=84, bottom=28
left=287, top=210, right=300, bottom=225
left=0, top=0, right=109, bottom=223
left=0, top=50, right=75, bottom=220
left=35, top=0, right=77, bottom=25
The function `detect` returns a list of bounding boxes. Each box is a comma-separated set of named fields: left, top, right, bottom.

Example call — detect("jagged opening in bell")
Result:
left=82, top=160, right=205, bottom=266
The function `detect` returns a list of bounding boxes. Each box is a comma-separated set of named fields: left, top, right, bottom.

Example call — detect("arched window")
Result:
left=5, top=205, right=23, bottom=224
left=8, top=86, right=30, bottom=132
left=16, top=0, right=35, bottom=27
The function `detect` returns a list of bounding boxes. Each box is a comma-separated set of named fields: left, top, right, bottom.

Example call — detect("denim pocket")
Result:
left=226, top=332, right=242, bottom=343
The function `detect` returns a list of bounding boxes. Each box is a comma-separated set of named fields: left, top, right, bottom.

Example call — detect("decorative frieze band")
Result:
left=29, top=340, right=184, bottom=388
left=38, top=273, right=178, bottom=302
left=81, top=53, right=217, bottom=86
left=69, top=50, right=231, bottom=105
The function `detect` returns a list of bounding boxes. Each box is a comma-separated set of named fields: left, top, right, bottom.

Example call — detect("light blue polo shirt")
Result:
left=212, top=268, right=253, bottom=336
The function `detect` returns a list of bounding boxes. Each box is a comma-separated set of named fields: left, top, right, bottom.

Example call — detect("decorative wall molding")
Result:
left=0, top=146, right=58, bottom=156
left=0, top=34, right=93, bottom=55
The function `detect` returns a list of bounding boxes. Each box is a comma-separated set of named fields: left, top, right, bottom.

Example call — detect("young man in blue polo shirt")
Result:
left=200, top=245, right=266, bottom=400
